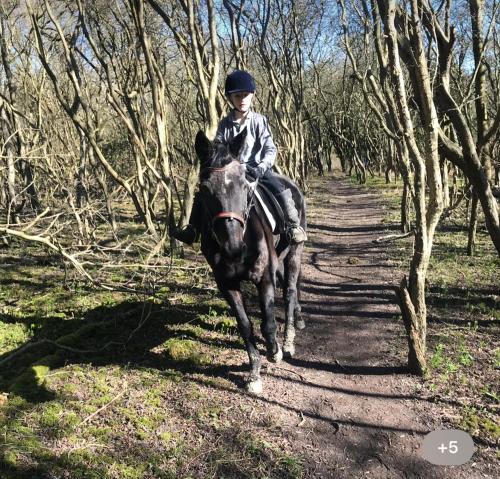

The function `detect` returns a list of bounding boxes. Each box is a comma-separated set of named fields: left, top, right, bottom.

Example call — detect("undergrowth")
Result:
left=0, top=241, right=303, bottom=478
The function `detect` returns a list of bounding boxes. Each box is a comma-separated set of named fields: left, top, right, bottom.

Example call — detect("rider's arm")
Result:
left=256, top=116, right=277, bottom=175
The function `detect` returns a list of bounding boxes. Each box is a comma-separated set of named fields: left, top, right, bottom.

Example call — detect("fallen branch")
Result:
left=0, top=225, right=99, bottom=286
left=77, top=388, right=127, bottom=427
left=0, top=338, right=99, bottom=368
left=0, top=226, right=153, bottom=294
left=270, top=365, right=306, bottom=382
left=372, top=230, right=415, bottom=243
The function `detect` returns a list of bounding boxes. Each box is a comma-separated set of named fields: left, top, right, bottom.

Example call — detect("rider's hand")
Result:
left=256, top=164, right=267, bottom=178
left=246, top=164, right=266, bottom=180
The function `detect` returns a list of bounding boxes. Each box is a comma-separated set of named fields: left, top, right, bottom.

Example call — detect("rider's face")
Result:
left=229, top=92, right=254, bottom=112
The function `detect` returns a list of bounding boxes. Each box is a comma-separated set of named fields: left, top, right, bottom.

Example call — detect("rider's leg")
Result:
left=259, top=171, right=307, bottom=244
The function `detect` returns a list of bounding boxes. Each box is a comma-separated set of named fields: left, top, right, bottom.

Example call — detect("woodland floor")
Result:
left=231, top=173, right=499, bottom=478
left=1, top=172, right=498, bottom=479
left=194, top=172, right=498, bottom=479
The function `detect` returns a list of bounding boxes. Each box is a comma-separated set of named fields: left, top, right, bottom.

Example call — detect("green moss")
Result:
left=214, top=318, right=238, bottom=336
left=9, top=359, right=55, bottom=400
left=460, top=407, right=500, bottom=440
left=111, top=462, right=146, bottom=479
left=0, top=322, right=33, bottom=355
left=2, top=449, right=18, bottom=467
left=39, top=402, right=63, bottom=428
left=163, top=338, right=208, bottom=365
left=159, top=431, right=177, bottom=445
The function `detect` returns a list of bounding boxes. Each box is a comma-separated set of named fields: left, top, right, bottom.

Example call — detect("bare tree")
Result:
left=27, top=0, right=178, bottom=240
left=0, top=2, right=42, bottom=224
left=419, top=0, right=500, bottom=256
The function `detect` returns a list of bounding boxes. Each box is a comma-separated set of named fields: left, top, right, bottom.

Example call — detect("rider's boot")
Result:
left=172, top=193, right=201, bottom=245
left=172, top=224, right=197, bottom=245
left=277, top=189, right=307, bottom=244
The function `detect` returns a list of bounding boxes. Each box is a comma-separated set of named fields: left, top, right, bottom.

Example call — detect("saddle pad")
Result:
left=253, top=186, right=285, bottom=234
left=254, top=189, right=276, bottom=232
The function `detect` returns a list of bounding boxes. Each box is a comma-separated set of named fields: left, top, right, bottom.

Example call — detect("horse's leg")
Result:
left=220, top=284, right=263, bottom=394
left=283, top=245, right=303, bottom=357
left=294, top=267, right=306, bottom=330
left=258, top=270, right=282, bottom=363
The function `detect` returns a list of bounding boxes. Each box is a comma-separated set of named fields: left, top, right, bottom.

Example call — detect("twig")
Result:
left=271, top=365, right=306, bottom=381
left=297, top=411, right=306, bottom=427
left=125, top=300, right=153, bottom=345
left=77, top=388, right=127, bottom=427
left=372, top=230, right=415, bottom=243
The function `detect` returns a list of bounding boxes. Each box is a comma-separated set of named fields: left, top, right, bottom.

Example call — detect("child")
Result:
left=173, top=70, right=307, bottom=245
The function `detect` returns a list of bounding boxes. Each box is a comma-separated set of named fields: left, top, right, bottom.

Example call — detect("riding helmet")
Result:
left=225, top=70, right=256, bottom=95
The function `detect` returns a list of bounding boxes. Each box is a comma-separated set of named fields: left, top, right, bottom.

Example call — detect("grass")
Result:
left=1, top=363, right=304, bottom=478
left=0, top=238, right=304, bottom=479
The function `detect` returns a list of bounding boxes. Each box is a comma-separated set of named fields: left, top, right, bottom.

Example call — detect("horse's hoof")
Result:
left=246, top=379, right=263, bottom=395
left=268, top=345, right=283, bottom=363
left=295, top=318, right=306, bottom=330
left=283, top=343, right=295, bottom=358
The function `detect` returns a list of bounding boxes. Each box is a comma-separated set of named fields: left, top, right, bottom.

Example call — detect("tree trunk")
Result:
left=6, top=151, right=20, bottom=224
left=467, top=190, right=479, bottom=256
left=179, top=164, right=200, bottom=228
left=401, top=181, right=411, bottom=233
left=441, top=158, right=450, bottom=209
left=396, top=276, right=426, bottom=375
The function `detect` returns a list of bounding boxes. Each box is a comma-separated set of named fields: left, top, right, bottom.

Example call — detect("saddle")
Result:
left=253, top=183, right=286, bottom=234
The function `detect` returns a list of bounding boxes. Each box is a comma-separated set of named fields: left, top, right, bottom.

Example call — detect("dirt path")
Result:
left=235, top=174, right=494, bottom=478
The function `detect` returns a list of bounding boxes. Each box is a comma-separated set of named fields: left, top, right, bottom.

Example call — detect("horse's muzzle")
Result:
left=221, top=241, right=247, bottom=263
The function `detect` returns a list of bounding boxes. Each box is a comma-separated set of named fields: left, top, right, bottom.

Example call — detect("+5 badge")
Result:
left=420, top=429, right=475, bottom=466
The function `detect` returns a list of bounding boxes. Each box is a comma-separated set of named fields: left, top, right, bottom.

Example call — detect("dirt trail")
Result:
left=242, top=174, right=493, bottom=478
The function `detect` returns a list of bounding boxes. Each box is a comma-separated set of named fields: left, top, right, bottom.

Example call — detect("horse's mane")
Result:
left=214, top=141, right=238, bottom=167
left=200, top=141, right=237, bottom=178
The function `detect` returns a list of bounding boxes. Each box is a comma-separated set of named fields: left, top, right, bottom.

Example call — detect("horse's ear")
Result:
left=195, top=130, right=212, bottom=165
left=228, top=128, right=247, bottom=158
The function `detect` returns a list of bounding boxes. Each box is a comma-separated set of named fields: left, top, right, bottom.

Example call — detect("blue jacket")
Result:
left=215, top=110, right=277, bottom=175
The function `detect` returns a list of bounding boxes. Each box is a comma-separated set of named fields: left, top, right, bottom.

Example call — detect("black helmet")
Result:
left=225, top=70, right=256, bottom=95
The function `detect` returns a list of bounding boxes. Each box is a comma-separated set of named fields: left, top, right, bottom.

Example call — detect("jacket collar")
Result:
left=229, top=109, right=254, bottom=125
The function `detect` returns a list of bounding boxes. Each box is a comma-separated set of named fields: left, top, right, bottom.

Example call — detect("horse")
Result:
left=192, top=129, right=306, bottom=394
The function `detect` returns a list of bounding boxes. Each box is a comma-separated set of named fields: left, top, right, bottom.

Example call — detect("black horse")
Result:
left=193, top=129, right=306, bottom=394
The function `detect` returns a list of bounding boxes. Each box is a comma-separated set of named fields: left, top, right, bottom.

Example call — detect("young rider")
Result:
left=173, top=70, right=307, bottom=245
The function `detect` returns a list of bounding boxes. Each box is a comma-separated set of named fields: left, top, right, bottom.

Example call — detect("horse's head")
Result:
left=195, top=129, right=250, bottom=262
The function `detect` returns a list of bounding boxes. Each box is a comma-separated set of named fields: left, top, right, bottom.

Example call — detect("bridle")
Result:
left=201, top=160, right=257, bottom=244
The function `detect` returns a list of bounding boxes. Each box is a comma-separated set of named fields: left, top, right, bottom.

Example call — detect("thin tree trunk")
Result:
left=441, top=158, right=450, bottom=209
left=401, top=181, right=411, bottom=233
left=467, top=190, right=479, bottom=256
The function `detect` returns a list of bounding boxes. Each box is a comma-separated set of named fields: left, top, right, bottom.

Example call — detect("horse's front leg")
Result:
left=220, top=284, right=262, bottom=394
left=258, top=271, right=282, bottom=363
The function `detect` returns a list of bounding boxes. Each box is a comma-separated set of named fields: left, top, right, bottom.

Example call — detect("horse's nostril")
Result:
left=222, top=243, right=245, bottom=262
